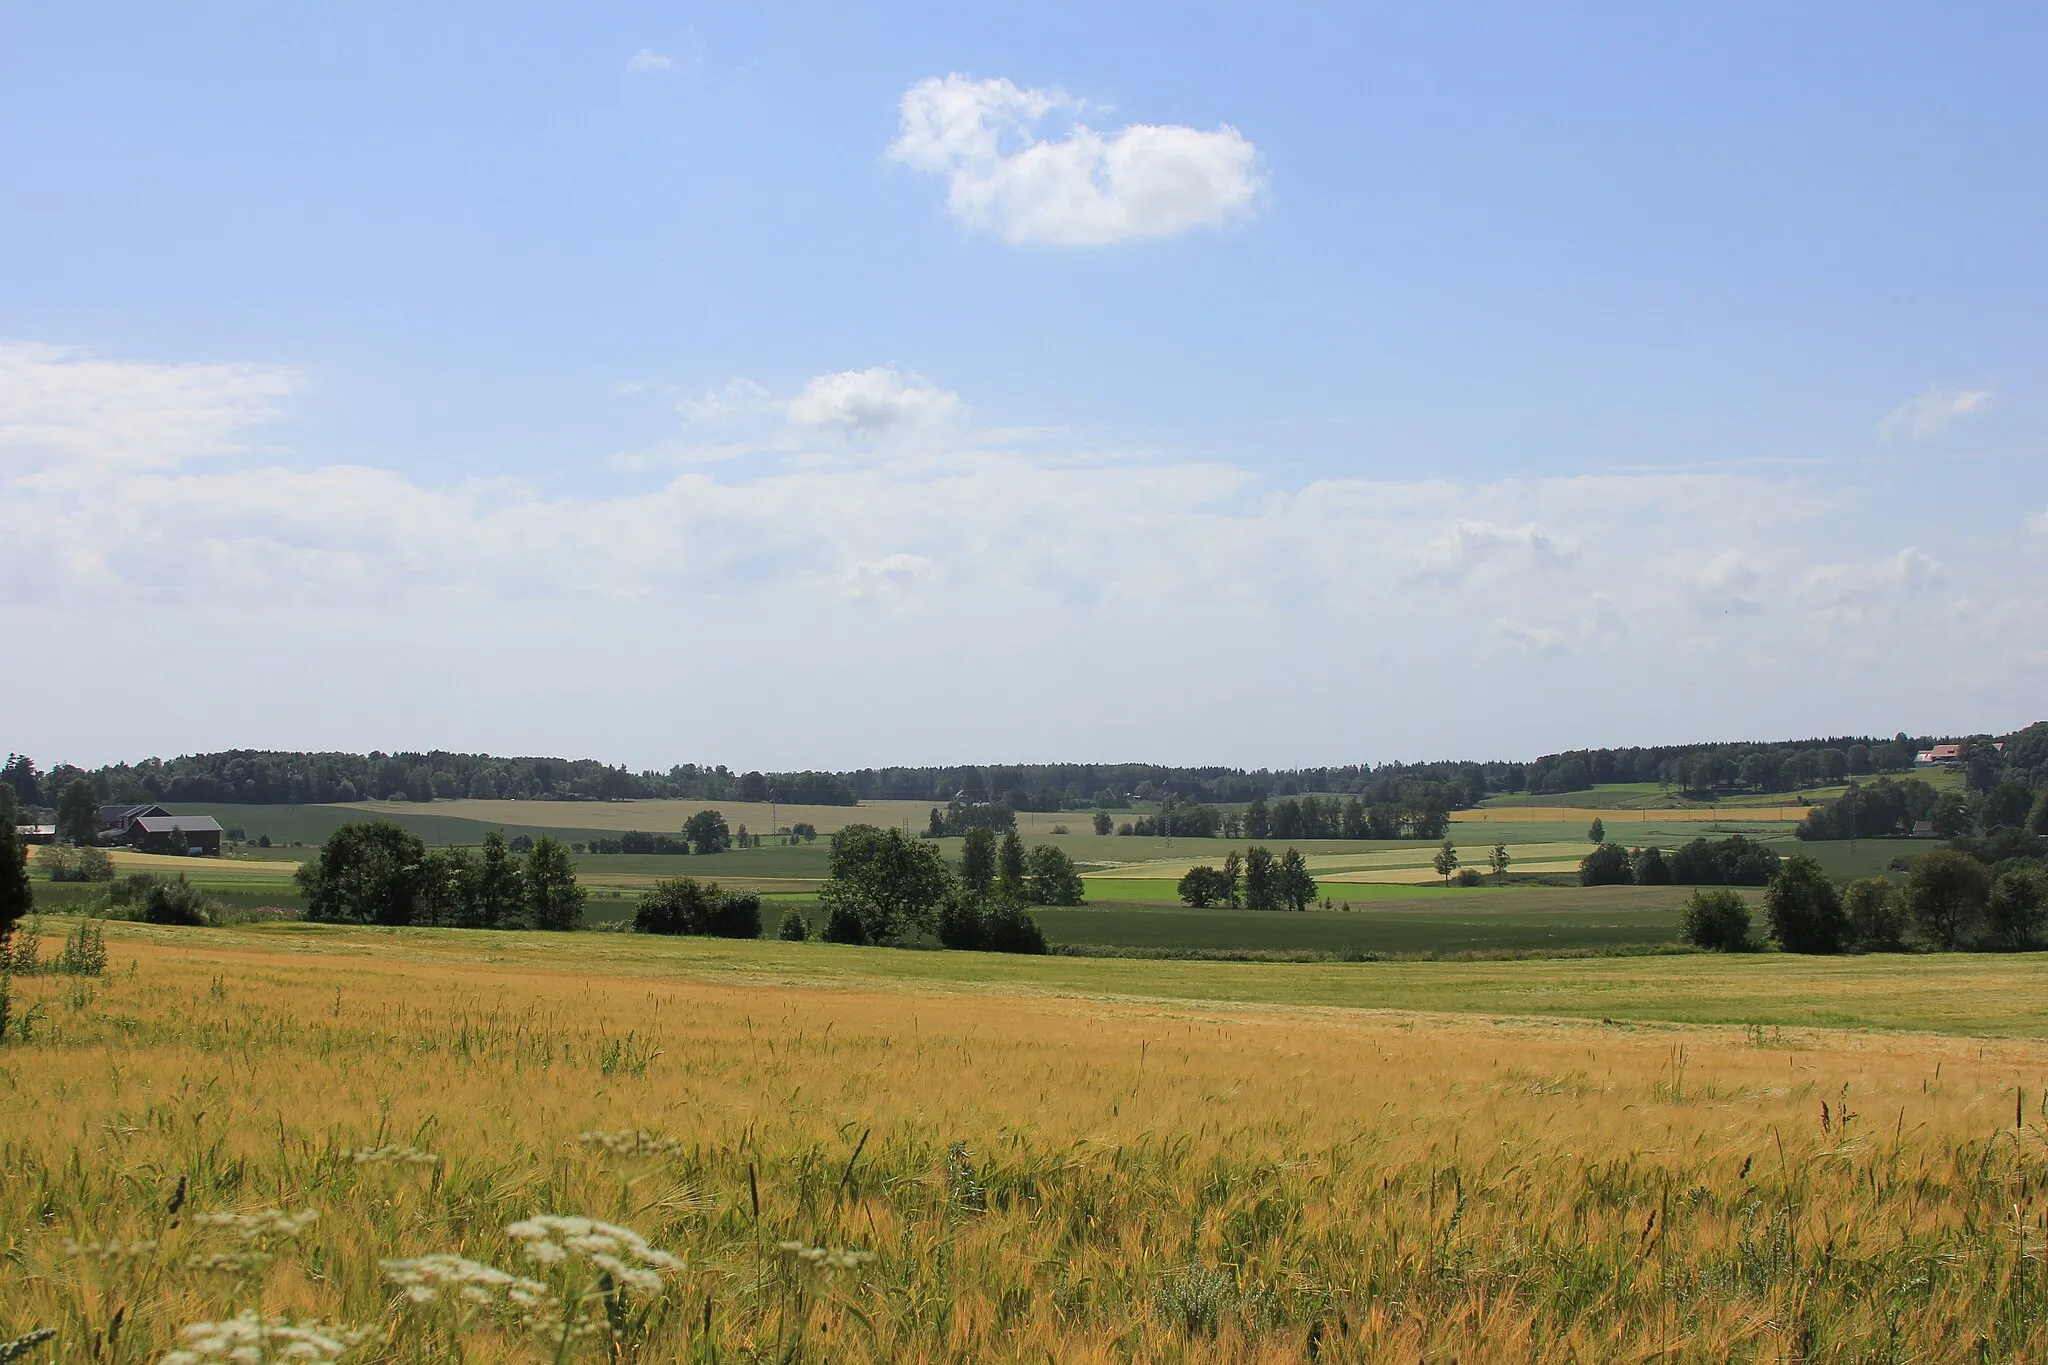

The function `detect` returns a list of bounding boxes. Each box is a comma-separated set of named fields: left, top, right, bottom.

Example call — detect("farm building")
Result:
left=1914, top=744, right=1963, bottom=766
left=124, top=814, right=224, bottom=855
left=98, top=803, right=169, bottom=833
left=13, top=824, right=56, bottom=845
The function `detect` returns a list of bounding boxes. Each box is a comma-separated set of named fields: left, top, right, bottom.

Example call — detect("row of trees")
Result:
left=1580, top=835, right=1783, bottom=888
left=295, top=822, right=585, bottom=930
left=1094, top=795, right=1451, bottom=842
left=1176, top=848, right=1319, bottom=911
left=1681, top=852, right=2048, bottom=954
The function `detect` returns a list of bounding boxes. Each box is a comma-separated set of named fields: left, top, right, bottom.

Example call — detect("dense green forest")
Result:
left=3, top=723, right=2042, bottom=813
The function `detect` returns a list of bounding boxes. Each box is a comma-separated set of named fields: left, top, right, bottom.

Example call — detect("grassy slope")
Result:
left=91, top=919, right=2048, bottom=1037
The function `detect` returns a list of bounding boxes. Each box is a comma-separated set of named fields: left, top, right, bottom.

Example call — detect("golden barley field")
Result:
left=6, top=923, right=2048, bottom=1362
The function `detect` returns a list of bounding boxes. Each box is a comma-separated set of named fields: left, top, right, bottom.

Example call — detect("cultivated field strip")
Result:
left=6, top=925, right=2048, bottom=1360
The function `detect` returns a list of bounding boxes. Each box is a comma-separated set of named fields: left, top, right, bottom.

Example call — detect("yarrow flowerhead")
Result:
left=380, top=1254, right=553, bottom=1312
left=578, top=1129, right=683, bottom=1159
left=351, top=1144, right=440, bottom=1168
left=192, top=1209, right=320, bottom=1239
left=159, top=1311, right=367, bottom=1364
left=776, top=1241, right=877, bottom=1272
left=505, top=1215, right=682, bottom=1295
left=64, top=1236, right=159, bottom=1262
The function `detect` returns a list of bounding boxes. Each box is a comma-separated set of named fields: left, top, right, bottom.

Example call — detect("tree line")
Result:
left=1176, top=848, right=1319, bottom=910
left=295, top=823, right=586, bottom=930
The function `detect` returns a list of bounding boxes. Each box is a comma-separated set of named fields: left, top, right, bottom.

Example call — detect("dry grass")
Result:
left=6, top=924, right=2048, bottom=1361
left=26, top=846, right=301, bottom=881
left=1454, top=806, right=1813, bottom=825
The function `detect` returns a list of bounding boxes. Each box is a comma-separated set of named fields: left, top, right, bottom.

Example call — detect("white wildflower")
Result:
left=64, top=1236, right=158, bottom=1261
left=578, top=1129, right=683, bottom=1159
left=505, top=1214, right=681, bottom=1288
left=381, top=1254, right=554, bottom=1315
left=192, top=1208, right=319, bottom=1239
left=159, top=1310, right=366, bottom=1364
left=776, top=1240, right=876, bottom=1272
left=350, top=1144, right=440, bottom=1168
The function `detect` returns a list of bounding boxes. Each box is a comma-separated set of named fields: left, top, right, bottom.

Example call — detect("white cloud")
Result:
left=887, top=74, right=1264, bottom=245
left=1877, top=386, right=1993, bottom=441
left=1407, top=519, right=1574, bottom=587
left=626, top=48, right=672, bottom=72
left=4, top=339, right=2045, bottom=766
left=786, top=367, right=962, bottom=438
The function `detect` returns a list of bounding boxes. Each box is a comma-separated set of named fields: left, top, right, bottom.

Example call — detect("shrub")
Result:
left=778, top=909, right=810, bottom=941
left=1985, top=866, right=2048, bottom=951
left=1454, top=867, right=1483, bottom=887
left=56, top=920, right=107, bottom=976
left=1177, top=866, right=1231, bottom=908
left=979, top=898, right=1047, bottom=955
left=1580, top=844, right=1635, bottom=887
left=43, top=845, right=115, bottom=883
left=635, top=878, right=760, bottom=938
left=821, top=899, right=869, bottom=945
left=1764, top=854, right=1846, bottom=953
left=143, top=875, right=211, bottom=926
left=936, top=896, right=985, bottom=950
left=1843, top=877, right=1908, bottom=951
left=1680, top=889, right=1752, bottom=952
left=1906, top=848, right=1990, bottom=950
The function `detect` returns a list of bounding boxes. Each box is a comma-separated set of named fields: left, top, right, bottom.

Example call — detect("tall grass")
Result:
left=2, top=924, right=2047, bottom=1360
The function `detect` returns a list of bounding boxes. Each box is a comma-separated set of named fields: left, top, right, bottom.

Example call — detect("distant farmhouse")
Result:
left=1915, top=744, right=1963, bottom=766
left=96, top=803, right=224, bottom=856
left=13, top=823, right=55, bottom=845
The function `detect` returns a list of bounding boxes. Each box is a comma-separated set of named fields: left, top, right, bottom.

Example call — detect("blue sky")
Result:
left=2, top=3, right=2043, bottom=769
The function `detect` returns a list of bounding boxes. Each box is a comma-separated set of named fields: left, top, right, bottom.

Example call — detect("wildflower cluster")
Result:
left=577, top=1128, right=682, bottom=1158
left=64, top=1236, right=159, bottom=1262
left=380, top=1254, right=551, bottom=1312
left=160, top=1311, right=368, bottom=1364
left=350, top=1144, right=440, bottom=1168
left=776, top=1241, right=877, bottom=1272
left=507, top=1215, right=683, bottom=1294
left=186, top=1208, right=318, bottom=1274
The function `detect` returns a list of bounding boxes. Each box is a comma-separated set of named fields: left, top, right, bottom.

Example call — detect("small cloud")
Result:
left=1489, top=618, right=1566, bottom=653
left=1688, top=549, right=1765, bottom=616
left=626, top=48, right=673, bottom=73
left=1407, top=520, right=1574, bottom=587
left=681, top=377, right=776, bottom=426
left=1877, top=386, right=1992, bottom=442
left=886, top=74, right=1264, bottom=246
left=847, top=552, right=938, bottom=600
left=787, top=367, right=961, bottom=438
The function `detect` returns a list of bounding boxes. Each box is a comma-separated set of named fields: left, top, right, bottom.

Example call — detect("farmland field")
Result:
left=5, top=921, right=2048, bottom=1362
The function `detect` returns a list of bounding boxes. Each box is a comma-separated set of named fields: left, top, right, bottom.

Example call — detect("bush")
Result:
left=936, top=896, right=985, bottom=950
left=1680, top=889, right=1753, bottom=952
left=821, top=899, right=869, bottom=945
left=1580, top=843, right=1635, bottom=887
left=1455, top=867, right=1484, bottom=887
left=1177, top=866, right=1232, bottom=908
left=1764, top=854, right=1847, bottom=954
left=43, top=845, right=114, bottom=883
left=1986, top=866, right=2048, bottom=951
left=56, top=920, right=107, bottom=976
left=777, top=910, right=810, bottom=941
left=635, top=878, right=760, bottom=938
left=142, top=875, right=210, bottom=926
left=979, top=898, right=1047, bottom=954
left=1843, top=877, right=1908, bottom=951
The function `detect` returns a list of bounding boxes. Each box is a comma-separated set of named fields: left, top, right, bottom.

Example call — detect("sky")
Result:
left=1, top=2, right=2044, bottom=771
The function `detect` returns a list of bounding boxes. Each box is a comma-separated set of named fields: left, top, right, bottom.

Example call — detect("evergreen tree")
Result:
left=961, top=826, right=996, bottom=893
left=997, top=829, right=1026, bottom=893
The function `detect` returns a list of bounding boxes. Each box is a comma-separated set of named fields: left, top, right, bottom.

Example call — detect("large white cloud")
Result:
left=887, top=75, right=1265, bottom=246
left=2, top=340, right=2042, bottom=765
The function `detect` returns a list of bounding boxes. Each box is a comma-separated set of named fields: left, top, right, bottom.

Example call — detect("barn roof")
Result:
left=131, top=815, right=224, bottom=835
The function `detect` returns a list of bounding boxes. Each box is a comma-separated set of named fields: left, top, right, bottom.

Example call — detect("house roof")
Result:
left=1929, top=744, right=1963, bottom=759
left=100, top=803, right=167, bottom=823
left=131, top=815, right=224, bottom=835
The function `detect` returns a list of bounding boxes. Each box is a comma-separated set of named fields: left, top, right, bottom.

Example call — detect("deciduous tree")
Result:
left=524, top=835, right=585, bottom=931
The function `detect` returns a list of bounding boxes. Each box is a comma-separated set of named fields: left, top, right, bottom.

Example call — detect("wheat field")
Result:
left=5, top=922, right=2048, bottom=1362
